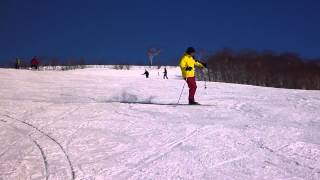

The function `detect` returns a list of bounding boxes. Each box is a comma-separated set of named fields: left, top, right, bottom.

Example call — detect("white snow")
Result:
left=0, top=67, right=319, bottom=180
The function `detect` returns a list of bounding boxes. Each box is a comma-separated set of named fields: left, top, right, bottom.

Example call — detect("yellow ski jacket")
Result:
left=179, top=54, right=204, bottom=79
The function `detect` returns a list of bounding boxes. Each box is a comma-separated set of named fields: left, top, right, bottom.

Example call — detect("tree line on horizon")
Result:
left=3, top=48, right=320, bottom=90
left=196, top=49, right=320, bottom=90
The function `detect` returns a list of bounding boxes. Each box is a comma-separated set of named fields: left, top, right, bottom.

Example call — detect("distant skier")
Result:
left=15, top=57, right=21, bottom=69
left=163, top=67, right=168, bottom=79
left=179, top=47, right=207, bottom=105
left=31, top=56, right=39, bottom=70
left=142, top=69, right=150, bottom=78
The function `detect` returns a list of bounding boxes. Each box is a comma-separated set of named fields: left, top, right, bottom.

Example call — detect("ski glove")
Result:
left=202, top=62, right=207, bottom=68
left=185, top=66, right=193, bottom=71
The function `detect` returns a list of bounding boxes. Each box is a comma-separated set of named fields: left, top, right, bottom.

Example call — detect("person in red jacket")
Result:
left=31, top=56, right=39, bottom=70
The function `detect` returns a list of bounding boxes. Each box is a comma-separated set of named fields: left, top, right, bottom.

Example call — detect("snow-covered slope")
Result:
left=0, top=67, right=319, bottom=180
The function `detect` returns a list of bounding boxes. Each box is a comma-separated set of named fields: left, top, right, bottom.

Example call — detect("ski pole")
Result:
left=203, top=68, right=208, bottom=89
left=205, top=78, right=207, bottom=89
left=177, top=80, right=187, bottom=104
left=206, top=68, right=210, bottom=88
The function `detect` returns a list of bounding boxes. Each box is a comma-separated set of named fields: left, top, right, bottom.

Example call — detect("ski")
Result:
left=118, top=101, right=215, bottom=107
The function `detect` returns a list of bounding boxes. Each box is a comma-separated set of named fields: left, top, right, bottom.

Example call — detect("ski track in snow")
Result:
left=114, top=127, right=202, bottom=179
left=0, top=67, right=320, bottom=180
left=1, top=113, right=75, bottom=180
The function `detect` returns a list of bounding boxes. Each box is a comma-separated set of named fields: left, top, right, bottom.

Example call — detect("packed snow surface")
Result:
left=0, top=66, right=319, bottom=180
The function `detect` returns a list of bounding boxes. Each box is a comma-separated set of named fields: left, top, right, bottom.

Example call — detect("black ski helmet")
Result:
left=186, top=47, right=196, bottom=54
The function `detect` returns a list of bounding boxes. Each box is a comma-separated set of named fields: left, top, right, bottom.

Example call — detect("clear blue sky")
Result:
left=1, top=0, right=319, bottom=65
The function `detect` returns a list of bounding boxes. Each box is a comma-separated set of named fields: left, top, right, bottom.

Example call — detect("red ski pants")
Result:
left=186, top=77, right=197, bottom=101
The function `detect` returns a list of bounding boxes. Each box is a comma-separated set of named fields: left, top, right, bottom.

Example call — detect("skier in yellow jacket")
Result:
left=179, top=47, right=207, bottom=105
